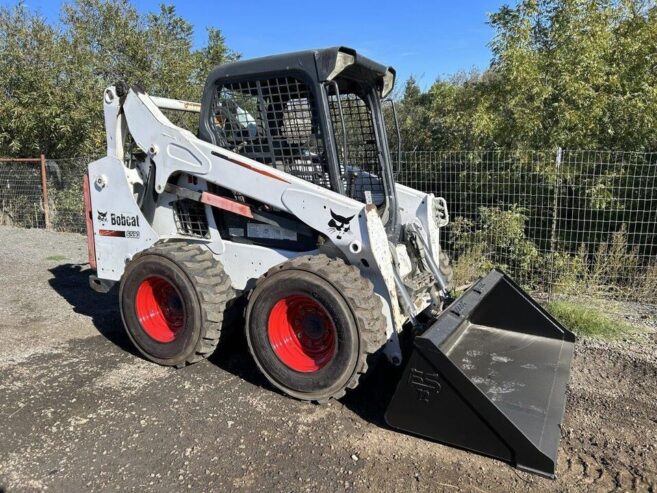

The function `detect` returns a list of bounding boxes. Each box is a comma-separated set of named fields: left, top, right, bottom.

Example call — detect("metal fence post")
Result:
left=548, top=147, right=563, bottom=300
left=40, top=154, right=51, bottom=230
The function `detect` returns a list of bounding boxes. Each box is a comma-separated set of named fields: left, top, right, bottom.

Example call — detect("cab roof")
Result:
left=205, top=46, right=396, bottom=97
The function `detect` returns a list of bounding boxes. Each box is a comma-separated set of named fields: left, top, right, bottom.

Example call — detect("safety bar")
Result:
left=150, top=96, right=201, bottom=113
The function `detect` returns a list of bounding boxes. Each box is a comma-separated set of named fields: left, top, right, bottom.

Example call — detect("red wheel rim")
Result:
left=135, top=276, right=185, bottom=343
left=267, top=295, right=337, bottom=372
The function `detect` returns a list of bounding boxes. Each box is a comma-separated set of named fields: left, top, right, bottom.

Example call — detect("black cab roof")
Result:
left=205, top=46, right=396, bottom=97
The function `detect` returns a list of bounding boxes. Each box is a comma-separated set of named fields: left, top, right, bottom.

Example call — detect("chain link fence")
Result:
left=1, top=150, right=656, bottom=303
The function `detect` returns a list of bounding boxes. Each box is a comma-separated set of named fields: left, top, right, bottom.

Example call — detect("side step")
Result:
left=385, top=269, right=575, bottom=478
left=89, top=274, right=115, bottom=293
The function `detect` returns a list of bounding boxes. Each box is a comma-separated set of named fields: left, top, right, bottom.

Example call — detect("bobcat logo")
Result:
left=97, top=210, right=108, bottom=223
left=328, top=210, right=355, bottom=240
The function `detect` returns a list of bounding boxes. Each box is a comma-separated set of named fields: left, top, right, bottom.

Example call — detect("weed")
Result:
left=546, top=300, right=637, bottom=338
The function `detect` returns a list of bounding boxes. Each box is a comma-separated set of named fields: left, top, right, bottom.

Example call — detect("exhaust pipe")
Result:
left=385, top=269, right=575, bottom=478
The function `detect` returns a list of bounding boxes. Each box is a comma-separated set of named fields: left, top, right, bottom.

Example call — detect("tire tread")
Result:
left=248, top=254, right=387, bottom=403
left=131, top=241, right=234, bottom=366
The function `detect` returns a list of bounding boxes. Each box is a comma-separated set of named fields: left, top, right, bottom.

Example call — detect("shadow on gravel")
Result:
left=47, top=263, right=136, bottom=355
left=339, top=360, right=404, bottom=427
left=209, top=321, right=404, bottom=430
left=208, top=327, right=272, bottom=390
left=47, top=263, right=404, bottom=430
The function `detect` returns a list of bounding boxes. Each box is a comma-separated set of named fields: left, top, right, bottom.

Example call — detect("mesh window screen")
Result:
left=173, top=199, right=209, bottom=238
left=328, top=91, right=386, bottom=206
left=211, top=77, right=331, bottom=189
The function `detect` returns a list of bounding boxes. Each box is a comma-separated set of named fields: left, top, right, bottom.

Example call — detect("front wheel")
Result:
left=119, top=242, right=234, bottom=367
left=245, top=255, right=387, bottom=403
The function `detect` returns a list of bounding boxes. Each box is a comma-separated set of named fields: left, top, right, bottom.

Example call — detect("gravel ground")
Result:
left=0, top=226, right=655, bottom=492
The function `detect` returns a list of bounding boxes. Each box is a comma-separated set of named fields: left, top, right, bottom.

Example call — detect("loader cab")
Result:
left=198, top=47, right=400, bottom=238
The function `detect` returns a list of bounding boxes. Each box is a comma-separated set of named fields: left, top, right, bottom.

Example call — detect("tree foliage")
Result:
left=4, top=0, right=657, bottom=156
left=396, top=0, right=657, bottom=151
left=0, top=0, right=237, bottom=158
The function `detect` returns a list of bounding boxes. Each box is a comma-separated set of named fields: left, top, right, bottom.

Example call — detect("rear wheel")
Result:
left=120, top=242, right=234, bottom=367
left=245, top=255, right=387, bottom=403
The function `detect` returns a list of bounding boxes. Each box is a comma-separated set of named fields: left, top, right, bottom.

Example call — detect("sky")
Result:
left=6, top=0, right=513, bottom=90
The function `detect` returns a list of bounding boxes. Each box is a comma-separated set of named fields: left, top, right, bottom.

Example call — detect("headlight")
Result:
left=433, top=197, right=449, bottom=227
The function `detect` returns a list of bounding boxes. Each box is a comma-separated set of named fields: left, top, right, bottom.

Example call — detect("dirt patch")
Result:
left=0, top=226, right=655, bottom=492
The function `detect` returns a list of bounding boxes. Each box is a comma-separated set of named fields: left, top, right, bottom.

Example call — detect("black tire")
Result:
left=245, top=255, right=387, bottom=403
left=119, top=241, right=234, bottom=367
left=439, top=250, right=454, bottom=291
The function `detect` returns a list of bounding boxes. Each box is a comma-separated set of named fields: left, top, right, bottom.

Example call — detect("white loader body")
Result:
left=87, top=86, right=449, bottom=364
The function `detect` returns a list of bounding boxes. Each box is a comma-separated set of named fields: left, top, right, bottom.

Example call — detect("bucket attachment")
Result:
left=385, top=269, right=575, bottom=478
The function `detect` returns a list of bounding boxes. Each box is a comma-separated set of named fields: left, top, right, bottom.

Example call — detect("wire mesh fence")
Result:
left=1, top=150, right=655, bottom=303
left=45, top=157, right=89, bottom=234
left=0, top=158, right=47, bottom=229
left=396, top=149, right=657, bottom=303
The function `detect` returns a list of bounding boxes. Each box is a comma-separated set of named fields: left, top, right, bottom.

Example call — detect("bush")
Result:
left=552, top=225, right=655, bottom=303
left=589, top=225, right=639, bottom=289
left=450, top=205, right=543, bottom=287
left=451, top=242, right=494, bottom=289
left=633, top=260, right=657, bottom=304
left=49, top=179, right=85, bottom=233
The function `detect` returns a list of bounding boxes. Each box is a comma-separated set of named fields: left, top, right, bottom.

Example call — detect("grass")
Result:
left=46, top=255, right=67, bottom=261
left=546, top=300, right=637, bottom=339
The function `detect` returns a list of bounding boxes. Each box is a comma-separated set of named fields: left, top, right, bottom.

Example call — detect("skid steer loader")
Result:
left=83, top=47, right=574, bottom=477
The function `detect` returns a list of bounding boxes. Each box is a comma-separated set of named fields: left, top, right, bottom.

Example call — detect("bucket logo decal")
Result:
left=328, top=210, right=355, bottom=240
left=409, top=368, right=441, bottom=403
left=97, top=210, right=108, bottom=223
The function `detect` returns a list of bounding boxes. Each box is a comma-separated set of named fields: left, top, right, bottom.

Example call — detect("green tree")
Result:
left=393, top=77, right=433, bottom=150
left=396, top=0, right=657, bottom=151
left=0, top=0, right=237, bottom=158
left=0, top=3, right=80, bottom=157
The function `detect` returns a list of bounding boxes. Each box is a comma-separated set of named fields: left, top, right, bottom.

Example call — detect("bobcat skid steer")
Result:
left=83, top=47, right=574, bottom=477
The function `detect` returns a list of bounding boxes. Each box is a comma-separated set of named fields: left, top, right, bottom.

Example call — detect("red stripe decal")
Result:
left=212, top=151, right=290, bottom=184
left=99, top=229, right=126, bottom=237
left=82, top=175, right=97, bottom=269
left=200, top=192, right=254, bottom=218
